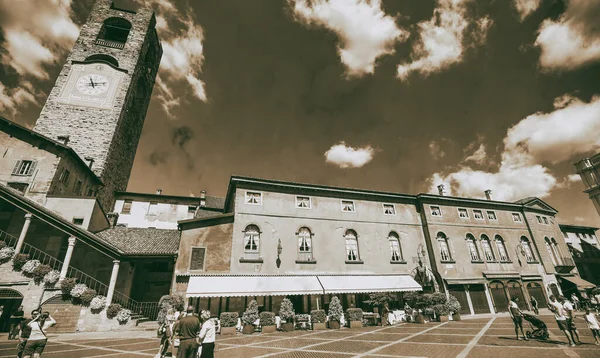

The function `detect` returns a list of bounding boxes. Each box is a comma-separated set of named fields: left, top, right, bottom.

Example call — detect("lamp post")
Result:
left=276, top=239, right=282, bottom=268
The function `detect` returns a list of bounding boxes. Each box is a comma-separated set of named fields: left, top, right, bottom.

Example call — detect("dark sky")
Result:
left=2, top=0, right=600, bottom=226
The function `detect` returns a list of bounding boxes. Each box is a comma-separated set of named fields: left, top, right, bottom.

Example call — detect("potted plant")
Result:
left=242, top=300, right=259, bottom=334
left=327, top=296, right=343, bottom=329
left=279, top=298, right=295, bottom=332
left=60, top=277, right=77, bottom=297
left=295, top=314, right=310, bottom=330
left=430, top=292, right=449, bottom=322
left=106, top=303, right=122, bottom=319
left=12, top=253, right=29, bottom=271
left=219, top=312, right=239, bottom=335
left=260, top=311, right=276, bottom=333
left=346, top=308, right=363, bottom=328
left=447, top=295, right=462, bottom=321
left=31, top=264, right=52, bottom=285
left=311, top=309, right=326, bottom=330
left=404, top=291, right=426, bottom=324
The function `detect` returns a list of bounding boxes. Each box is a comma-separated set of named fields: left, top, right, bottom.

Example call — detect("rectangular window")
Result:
left=12, top=160, right=36, bottom=176
left=512, top=213, right=522, bottom=222
left=188, top=205, right=197, bottom=213
left=473, top=210, right=484, bottom=220
left=59, top=169, right=70, bottom=185
left=147, top=201, right=159, bottom=215
left=72, top=217, right=84, bottom=226
left=549, top=217, right=555, bottom=224
left=296, top=196, right=311, bottom=209
left=189, top=247, right=206, bottom=271
left=245, top=191, right=262, bottom=205
left=383, top=204, right=395, bottom=215
left=341, top=200, right=355, bottom=212
left=542, top=217, right=549, bottom=224
left=121, top=200, right=132, bottom=214
left=536, top=215, right=542, bottom=224
left=487, top=211, right=497, bottom=220
left=430, top=206, right=442, bottom=217
left=7, top=182, right=28, bottom=195
left=73, top=180, right=83, bottom=195
left=458, top=208, right=469, bottom=218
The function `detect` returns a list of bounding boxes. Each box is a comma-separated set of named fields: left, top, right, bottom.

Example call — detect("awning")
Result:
left=317, top=275, right=421, bottom=294
left=559, top=275, right=596, bottom=290
left=186, top=275, right=324, bottom=298
left=521, top=274, right=543, bottom=281
left=445, top=278, right=487, bottom=285
left=483, top=271, right=521, bottom=279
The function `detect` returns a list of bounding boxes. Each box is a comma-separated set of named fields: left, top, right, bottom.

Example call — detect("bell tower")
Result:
left=33, top=0, right=162, bottom=211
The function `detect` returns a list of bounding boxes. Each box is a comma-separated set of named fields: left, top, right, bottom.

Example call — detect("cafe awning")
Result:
left=317, top=274, right=422, bottom=294
left=559, top=275, right=596, bottom=290
left=186, top=275, right=324, bottom=298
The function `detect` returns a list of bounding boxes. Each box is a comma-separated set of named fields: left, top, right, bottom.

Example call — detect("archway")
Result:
left=507, top=281, right=526, bottom=310
left=526, top=282, right=547, bottom=307
left=0, top=289, right=23, bottom=332
left=549, top=283, right=560, bottom=298
left=489, top=281, right=508, bottom=313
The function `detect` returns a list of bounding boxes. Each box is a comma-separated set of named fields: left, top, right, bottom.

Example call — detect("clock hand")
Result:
left=89, top=77, right=96, bottom=89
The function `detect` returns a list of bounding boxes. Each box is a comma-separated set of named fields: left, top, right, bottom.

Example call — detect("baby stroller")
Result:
left=523, top=313, right=549, bottom=340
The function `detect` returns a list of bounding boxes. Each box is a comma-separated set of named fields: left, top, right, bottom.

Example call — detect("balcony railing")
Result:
left=555, top=256, right=577, bottom=273
left=94, top=39, right=125, bottom=49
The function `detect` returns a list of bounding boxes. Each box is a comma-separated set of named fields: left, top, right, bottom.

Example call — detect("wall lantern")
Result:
left=276, top=239, right=282, bottom=268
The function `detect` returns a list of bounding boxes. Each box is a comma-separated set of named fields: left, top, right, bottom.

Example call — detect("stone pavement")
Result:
left=0, top=314, right=598, bottom=357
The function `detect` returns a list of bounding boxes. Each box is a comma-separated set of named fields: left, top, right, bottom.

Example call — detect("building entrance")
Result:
left=0, top=289, right=23, bottom=332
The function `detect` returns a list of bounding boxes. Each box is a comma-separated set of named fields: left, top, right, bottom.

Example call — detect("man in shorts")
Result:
left=508, top=297, right=528, bottom=340
left=549, top=295, right=575, bottom=346
left=561, top=295, right=582, bottom=345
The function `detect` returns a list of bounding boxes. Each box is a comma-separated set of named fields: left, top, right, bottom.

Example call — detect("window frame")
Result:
left=121, top=199, right=133, bottom=214
left=59, top=169, right=71, bottom=185
left=437, top=233, right=453, bottom=263
left=297, top=227, right=313, bottom=254
left=536, top=215, right=543, bottom=224
left=341, top=200, right=356, bottom=213
left=7, top=182, right=28, bottom=195
left=511, top=213, right=522, bottom=222
left=430, top=206, right=442, bottom=217
left=344, top=229, right=361, bottom=263
left=542, top=217, right=549, bottom=225
left=12, top=160, right=36, bottom=176
left=383, top=204, right=396, bottom=216
left=72, top=217, right=84, bottom=226
left=495, top=235, right=510, bottom=262
left=244, top=191, right=263, bottom=205
left=466, top=234, right=482, bottom=262
left=241, top=224, right=261, bottom=262
left=296, top=196, right=312, bottom=209
left=388, top=232, right=404, bottom=263
left=73, top=180, right=83, bottom=196
left=481, top=235, right=496, bottom=262
left=457, top=208, right=469, bottom=219
left=520, top=237, right=536, bottom=263
left=189, top=246, right=207, bottom=271
left=473, top=210, right=484, bottom=220
left=486, top=210, right=497, bottom=221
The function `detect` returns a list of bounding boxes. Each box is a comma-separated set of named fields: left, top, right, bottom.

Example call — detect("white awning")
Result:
left=317, top=275, right=422, bottom=294
left=186, top=275, right=324, bottom=298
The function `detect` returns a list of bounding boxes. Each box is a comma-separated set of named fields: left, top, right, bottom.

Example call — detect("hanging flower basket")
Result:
left=70, top=283, right=88, bottom=298
left=90, top=295, right=107, bottom=313
left=43, top=270, right=61, bottom=286
left=0, top=247, right=15, bottom=264
left=22, top=260, right=40, bottom=277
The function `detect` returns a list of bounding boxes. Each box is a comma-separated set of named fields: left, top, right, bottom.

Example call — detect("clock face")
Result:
left=76, top=74, right=110, bottom=96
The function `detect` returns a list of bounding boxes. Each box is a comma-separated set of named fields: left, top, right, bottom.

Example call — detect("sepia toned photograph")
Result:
left=0, top=0, right=599, bottom=357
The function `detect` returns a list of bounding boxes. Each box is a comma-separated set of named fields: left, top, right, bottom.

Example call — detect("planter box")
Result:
left=452, top=313, right=461, bottom=321
left=221, top=327, right=236, bottom=335
left=313, top=322, right=326, bottom=330
left=328, top=321, right=340, bottom=329
left=281, top=322, right=294, bottom=332
left=262, top=325, right=276, bottom=333
left=242, top=324, right=254, bottom=335
left=438, top=315, right=449, bottom=323
left=349, top=321, right=362, bottom=328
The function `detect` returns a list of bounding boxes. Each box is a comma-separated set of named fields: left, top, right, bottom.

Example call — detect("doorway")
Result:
left=0, top=289, right=23, bottom=332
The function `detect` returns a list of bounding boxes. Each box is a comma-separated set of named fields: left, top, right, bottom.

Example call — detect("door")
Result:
left=469, top=285, right=490, bottom=314
left=507, top=281, right=526, bottom=310
left=0, top=289, right=23, bottom=332
left=526, top=282, right=547, bottom=307
left=448, top=285, right=471, bottom=315
left=489, top=282, right=508, bottom=313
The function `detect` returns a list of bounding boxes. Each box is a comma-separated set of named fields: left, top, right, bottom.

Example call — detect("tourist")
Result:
left=584, top=308, right=600, bottom=345
left=571, top=293, right=580, bottom=311
left=404, top=303, right=413, bottom=323
left=198, top=310, right=216, bottom=358
left=530, top=297, right=539, bottom=315
left=16, top=310, right=36, bottom=358
left=22, top=310, right=55, bottom=358
left=172, top=306, right=200, bottom=358
left=561, top=295, right=582, bottom=345
left=9, top=305, right=24, bottom=340
left=508, top=297, right=528, bottom=340
left=548, top=295, right=575, bottom=346
left=157, top=309, right=176, bottom=358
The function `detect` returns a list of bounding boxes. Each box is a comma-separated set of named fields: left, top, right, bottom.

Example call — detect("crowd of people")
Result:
left=156, top=305, right=216, bottom=358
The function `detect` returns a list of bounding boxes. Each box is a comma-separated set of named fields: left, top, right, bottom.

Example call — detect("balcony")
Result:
left=555, top=256, right=576, bottom=273
left=94, top=39, right=125, bottom=49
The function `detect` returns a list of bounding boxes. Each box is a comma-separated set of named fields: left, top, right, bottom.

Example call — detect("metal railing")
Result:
left=559, top=256, right=576, bottom=267
left=0, top=230, right=18, bottom=248
left=94, top=39, right=125, bottom=49
left=20, top=242, right=62, bottom=271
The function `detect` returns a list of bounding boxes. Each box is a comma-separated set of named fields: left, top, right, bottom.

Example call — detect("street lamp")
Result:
left=276, top=239, right=282, bottom=268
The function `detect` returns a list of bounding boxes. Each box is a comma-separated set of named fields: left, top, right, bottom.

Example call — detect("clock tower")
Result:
left=33, top=0, right=162, bottom=211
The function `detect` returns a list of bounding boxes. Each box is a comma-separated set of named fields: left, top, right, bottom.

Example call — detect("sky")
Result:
left=1, top=0, right=600, bottom=226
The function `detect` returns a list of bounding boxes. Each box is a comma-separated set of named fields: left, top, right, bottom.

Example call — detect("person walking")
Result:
left=9, top=305, right=24, bottom=340
left=530, top=297, right=539, bottom=315
left=508, top=297, right=528, bottom=340
left=22, top=310, right=55, bottom=358
left=198, top=310, right=215, bottom=358
left=157, top=309, right=176, bottom=358
left=583, top=307, right=600, bottom=345
left=571, top=294, right=580, bottom=311
left=561, top=295, right=582, bottom=345
left=16, top=310, right=36, bottom=358
left=549, top=295, right=575, bottom=346
left=172, top=306, right=200, bottom=358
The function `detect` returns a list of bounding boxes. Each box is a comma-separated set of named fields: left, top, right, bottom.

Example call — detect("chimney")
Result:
left=200, top=190, right=206, bottom=208
left=484, top=189, right=493, bottom=200
left=57, top=135, right=70, bottom=145
left=156, top=188, right=162, bottom=195
left=84, top=157, right=94, bottom=169
left=106, top=212, right=119, bottom=228
left=437, top=184, right=445, bottom=196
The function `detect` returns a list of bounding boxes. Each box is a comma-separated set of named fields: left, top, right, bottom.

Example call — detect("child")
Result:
left=584, top=308, right=600, bottom=345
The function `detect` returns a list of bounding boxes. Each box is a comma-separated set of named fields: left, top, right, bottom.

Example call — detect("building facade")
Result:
left=559, top=224, right=600, bottom=292
left=574, top=152, right=600, bottom=218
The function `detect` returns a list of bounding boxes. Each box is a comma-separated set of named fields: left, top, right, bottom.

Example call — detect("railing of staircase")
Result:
left=0, top=230, right=18, bottom=248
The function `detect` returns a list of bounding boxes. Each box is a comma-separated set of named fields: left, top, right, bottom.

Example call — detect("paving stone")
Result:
left=477, top=335, right=566, bottom=348
left=257, top=338, right=330, bottom=349
left=377, top=342, right=466, bottom=357
left=407, top=333, right=473, bottom=344
left=349, top=333, right=411, bottom=342
left=430, top=327, right=482, bottom=335
left=215, top=346, right=283, bottom=357
left=466, top=346, right=569, bottom=358
left=272, top=352, right=351, bottom=358
left=308, top=340, right=382, bottom=353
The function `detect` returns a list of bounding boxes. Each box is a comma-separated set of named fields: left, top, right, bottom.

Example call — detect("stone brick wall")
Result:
left=0, top=263, right=45, bottom=318
left=33, top=0, right=162, bottom=211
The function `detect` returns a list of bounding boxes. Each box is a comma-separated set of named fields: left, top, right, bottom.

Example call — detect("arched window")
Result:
left=495, top=235, right=509, bottom=262
left=84, top=54, right=119, bottom=67
left=545, top=237, right=558, bottom=266
left=550, top=238, right=563, bottom=265
left=297, top=227, right=313, bottom=260
left=344, top=229, right=359, bottom=261
left=243, top=225, right=260, bottom=259
left=388, top=232, right=403, bottom=262
left=97, top=17, right=132, bottom=48
left=437, top=232, right=452, bottom=262
left=466, top=234, right=480, bottom=261
left=520, top=236, right=536, bottom=262
left=481, top=234, right=495, bottom=262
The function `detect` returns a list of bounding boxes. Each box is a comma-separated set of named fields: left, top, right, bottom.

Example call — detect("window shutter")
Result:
left=28, top=161, right=37, bottom=176
left=12, top=161, right=21, bottom=175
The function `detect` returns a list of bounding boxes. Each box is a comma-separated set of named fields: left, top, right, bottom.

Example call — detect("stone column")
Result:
left=106, top=260, right=120, bottom=306
left=465, top=285, right=475, bottom=315
left=15, top=213, right=32, bottom=254
left=484, top=283, right=495, bottom=314
left=59, top=237, right=76, bottom=281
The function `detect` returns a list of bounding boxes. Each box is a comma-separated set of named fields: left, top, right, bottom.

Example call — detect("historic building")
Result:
left=559, top=224, right=600, bottom=293
left=574, top=152, right=600, bottom=218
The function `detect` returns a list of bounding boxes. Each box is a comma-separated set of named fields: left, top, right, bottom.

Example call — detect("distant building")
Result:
left=559, top=224, right=600, bottom=293
left=574, top=152, right=600, bottom=218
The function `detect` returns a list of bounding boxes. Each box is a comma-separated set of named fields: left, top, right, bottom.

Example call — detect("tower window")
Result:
left=12, top=160, right=36, bottom=176
left=59, top=169, right=70, bottom=185
left=73, top=180, right=83, bottom=195
left=96, top=17, right=132, bottom=48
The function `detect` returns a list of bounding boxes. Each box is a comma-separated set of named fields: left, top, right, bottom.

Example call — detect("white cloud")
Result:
left=0, top=82, right=37, bottom=116
left=513, top=0, right=540, bottom=21
left=324, top=141, right=375, bottom=168
left=429, top=94, right=600, bottom=201
left=464, top=143, right=487, bottom=165
left=289, top=0, right=408, bottom=76
left=535, top=0, right=600, bottom=70
left=567, top=174, right=582, bottom=183
left=397, top=0, right=491, bottom=81
left=429, top=140, right=446, bottom=160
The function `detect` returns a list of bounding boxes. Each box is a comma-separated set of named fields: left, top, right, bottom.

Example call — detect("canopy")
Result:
left=317, top=274, right=421, bottom=294
left=186, top=275, right=323, bottom=298
left=559, top=275, right=596, bottom=290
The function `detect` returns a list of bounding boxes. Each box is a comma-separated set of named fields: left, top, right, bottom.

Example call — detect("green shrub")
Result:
left=32, top=264, right=52, bottom=284
left=279, top=298, right=295, bottom=322
left=328, top=296, right=343, bottom=322
left=346, top=308, right=363, bottom=322
left=80, top=288, right=97, bottom=305
left=60, top=277, right=77, bottom=296
left=242, top=300, right=259, bottom=325
left=106, top=303, right=122, bottom=319
left=12, top=254, right=29, bottom=271
left=220, top=312, right=239, bottom=328
left=259, top=311, right=275, bottom=326
left=446, top=295, right=461, bottom=314
left=310, top=309, right=326, bottom=323
left=157, top=294, right=185, bottom=325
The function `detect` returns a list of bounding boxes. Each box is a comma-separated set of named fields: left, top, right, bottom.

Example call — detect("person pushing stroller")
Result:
left=522, top=312, right=549, bottom=340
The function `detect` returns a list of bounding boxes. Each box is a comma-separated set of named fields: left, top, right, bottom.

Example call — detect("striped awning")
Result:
left=317, top=275, right=421, bottom=294
left=186, top=275, right=323, bottom=298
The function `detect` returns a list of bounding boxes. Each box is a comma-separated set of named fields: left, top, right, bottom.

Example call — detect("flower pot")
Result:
left=328, top=321, right=340, bottom=329
left=281, top=322, right=294, bottom=332
left=349, top=320, right=362, bottom=328
left=438, top=315, right=448, bottom=323
left=313, top=322, right=326, bottom=330
left=221, top=327, right=236, bottom=335
left=262, top=325, right=276, bottom=333
left=242, top=324, right=254, bottom=334
left=415, top=313, right=425, bottom=324
left=452, top=312, right=461, bottom=321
